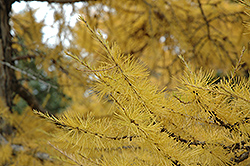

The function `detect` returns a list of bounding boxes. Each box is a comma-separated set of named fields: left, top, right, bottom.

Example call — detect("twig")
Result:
left=0, top=61, right=57, bottom=90
left=197, top=0, right=211, bottom=39
left=142, top=0, right=153, bottom=35
left=184, top=83, right=250, bottom=103
left=178, top=55, right=193, bottom=75
left=48, top=141, right=83, bottom=166
left=78, top=153, right=102, bottom=166
left=11, top=55, right=36, bottom=61
left=231, top=46, right=245, bottom=80
left=173, top=95, right=194, bottom=104
left=237, top=0, right=250, bottom=8
left=76, top=65, right=117, bottom=73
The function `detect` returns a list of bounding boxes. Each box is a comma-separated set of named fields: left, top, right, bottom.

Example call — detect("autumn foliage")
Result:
left=1, top=0, right=250, bottom=165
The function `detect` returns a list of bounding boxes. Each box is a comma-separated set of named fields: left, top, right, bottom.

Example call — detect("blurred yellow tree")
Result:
left=1, top=0, right=250, bottom=165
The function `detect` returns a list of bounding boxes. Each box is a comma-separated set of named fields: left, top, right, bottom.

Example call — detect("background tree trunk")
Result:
left=0, top=0, right=46, bottom=113
left=0, top=0, right=15, bottom=112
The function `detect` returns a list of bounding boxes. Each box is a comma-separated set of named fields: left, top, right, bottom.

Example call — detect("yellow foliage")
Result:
left=0, top=143, right=12, bottom=164
left=33, top=17, right=250, bottom=165
left=0, top=102, right=70, bottom=165
left=12, top=8, right=44, bottom=51
left=71, top=0, right=249, bottom=89
left=3, top=0, right=250, bottom=165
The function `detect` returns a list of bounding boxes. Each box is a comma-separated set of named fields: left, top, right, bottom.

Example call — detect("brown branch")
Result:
left=237, top=0, right=250, bottom=8
left=173, top=95, right=194, bottom=104
left=50, top=59, right=70, bottom=76
left=11, top=55, right=36, bottom=61
left=13, top=81, right=47, bottom=113
left=191, top=11, right=244, bottom=39
left=197, top=0, right=211, bottom=40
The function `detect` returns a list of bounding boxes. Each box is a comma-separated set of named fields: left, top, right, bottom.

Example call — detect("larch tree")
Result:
left=1, top=0, right=250, bottom=165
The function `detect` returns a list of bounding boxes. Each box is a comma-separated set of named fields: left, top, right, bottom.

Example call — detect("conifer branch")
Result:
left=78, top=153, right=102, bottom=166
left=6, top=0, right=250, bottom=165
left=60, top=14, right=250, bottom=165
left=166, top=91, right=250, bottom=154
left=160, top=127, right=190, bottom=144
left=78, top=16, right=155, bottom=116
left=237, top=0, right=250, bottom=8
left=195, top=96, right=232, bottom=128
left=178, top=55, right=193, bottom=75
left=152, top=142, right=183, bottom=166
left=184, top=83, right=250, bottom=103
left=67, top=49, right=155, bottom=142
left=78, top=16, right=116, bottom=63
left=35, top=110, right=140, bottom=141
left=121, top=73, right=154, bottom=115
left=180, top=83, right=250, bottom=134
left=64, top=51, right=107, bottom=84
left=220, top=86, right=250, bottom=103
left=110, top=95, right=183, bottom=165
left=70, top=18, right=212, bottom=165
left=164, top=107, right=217, bottom=126
left=230, top=46, right=245, bottom=81
left=109, top=93, right=149, bottom=138
left=48, top=142, right=83, bottom=166
left=160, top=111, right=235, bottom=151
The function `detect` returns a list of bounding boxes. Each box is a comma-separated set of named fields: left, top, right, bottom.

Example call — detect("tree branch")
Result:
left=197, top=0, right=211, bottom=39
left=13, top=81, right=47, bottom=113
left=11, top=55, right=36, bottom=61
left=0, top=61, right=49, bottom=113
left=0, top=61, right=58, bottom=90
